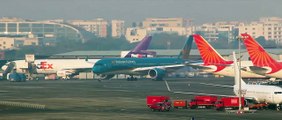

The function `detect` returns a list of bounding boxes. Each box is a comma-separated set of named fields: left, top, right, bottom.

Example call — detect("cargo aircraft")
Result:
left=1, top=36, right=153, bottom=80
left=241, top=33, right=282, bottom=79
left=92, top=36, right=193, bottom=81
left=191, top=34, right=266, bottom=78
left=165, top=52, right=282, bottom=110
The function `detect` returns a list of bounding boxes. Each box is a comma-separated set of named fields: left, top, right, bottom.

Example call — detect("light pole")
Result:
left=238, top=36, right=242, bottom=113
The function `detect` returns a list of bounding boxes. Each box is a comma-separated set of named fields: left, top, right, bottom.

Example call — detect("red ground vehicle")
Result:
left=146, top=96, right=171, bottom=111
left=173, top=100, right=188, bottom=109
left=248, top=103, right=268, bottom=110
left=188, top=96, right=217, bottom=109
left=215, top=97, right=245, bottom=111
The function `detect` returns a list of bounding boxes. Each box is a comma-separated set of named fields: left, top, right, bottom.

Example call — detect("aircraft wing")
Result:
left=186, top=62, right=230, bottom=71
left=131, top=64, right=185, bottom=73
left=249, top=66, right=269, bottom=75
left=164, top=80, right=234, bottom=97
left=63, top=68, right=92, bottom=72
left=187, top=64, right=213, bottom=71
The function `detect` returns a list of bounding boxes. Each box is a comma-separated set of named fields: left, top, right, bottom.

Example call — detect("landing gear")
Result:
left=127, top=76, right=137, bottom=81
left=276, top=104, right=280, bottom=111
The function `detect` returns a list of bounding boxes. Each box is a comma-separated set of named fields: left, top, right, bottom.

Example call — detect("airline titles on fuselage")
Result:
left=36, top=61, right=54, bottom=69
left=112, top=60, right=136, bottom=64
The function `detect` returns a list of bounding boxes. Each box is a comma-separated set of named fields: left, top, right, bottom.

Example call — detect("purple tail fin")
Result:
left=131, top=36, right=152, bottom=52
left=124, top=36, right=152, bottom=58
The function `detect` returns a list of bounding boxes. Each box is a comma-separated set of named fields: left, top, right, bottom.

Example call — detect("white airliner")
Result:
left=191, top=34, right=266, bottom=78
left=2, top=59, right=98, bottom=79
left=165, top=52, right=282, bottom=110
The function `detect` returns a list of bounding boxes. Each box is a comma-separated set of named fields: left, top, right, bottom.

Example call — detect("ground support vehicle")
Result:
left=146, top=96, right=171, bottom=111
left=173, top=100, right=188, bottom=109
left=215, top=97, right=245, bottom=111
left=248, top=103, right=268, bottom=110
left=7, top=72, right=26, bottom=82
left=188, top=96, right=217, bottom=109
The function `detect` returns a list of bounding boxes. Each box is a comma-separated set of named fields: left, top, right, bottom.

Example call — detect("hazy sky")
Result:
left=1, top=0, right=282, bottom=25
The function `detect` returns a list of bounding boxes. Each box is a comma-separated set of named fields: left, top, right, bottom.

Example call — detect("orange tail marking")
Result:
left=241, top=33, right=282, bottom=73
left=193, top=34, right=232, bottom=72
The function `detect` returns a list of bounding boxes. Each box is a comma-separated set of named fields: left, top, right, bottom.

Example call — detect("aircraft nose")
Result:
left=92, top=66, right=102, bottom=74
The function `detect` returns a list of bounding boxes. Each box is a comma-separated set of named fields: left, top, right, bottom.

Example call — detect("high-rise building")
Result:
left=142, top=18, right=191, bottom=36
left=143, top=18, right=188, bottom=28
left=0, top=37, right=14, bottom=50
left=125, top=28, right=147, bottom=43
left=238, top=22, right=264, bottom=39
left=0, top=36, right=38, bottom=50
left=68, top=18, right=108, bottom=37
left=195, top=22, right=239, bottom=42
left=238, top=17, right=282, bottom=43
left=111, top=20, right=125, bottom=38
left=125, top=18, right=192, bottom=42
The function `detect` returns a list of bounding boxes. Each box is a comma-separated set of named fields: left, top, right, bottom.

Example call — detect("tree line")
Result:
left=3, top=33, right=279, bottom=60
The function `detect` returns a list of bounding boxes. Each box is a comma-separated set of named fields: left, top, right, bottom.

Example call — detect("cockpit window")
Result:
left=274, top=92, right=282, bottom=94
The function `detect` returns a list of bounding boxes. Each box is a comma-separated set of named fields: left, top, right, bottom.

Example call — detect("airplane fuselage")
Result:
left=234, top=84, right=282, bottom=104
left=201, top=61, right=267, bottom=78
left=3, top=59, right=98, bottom=74
left=92, top=57, right=185, bottom=75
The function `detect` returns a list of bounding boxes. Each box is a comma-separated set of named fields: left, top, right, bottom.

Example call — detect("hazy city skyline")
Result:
left=1, top=0, right=282, bottom=25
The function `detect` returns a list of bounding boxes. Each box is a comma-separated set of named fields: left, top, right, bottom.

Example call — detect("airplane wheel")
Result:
left=277, top=105, right=280, bottom=111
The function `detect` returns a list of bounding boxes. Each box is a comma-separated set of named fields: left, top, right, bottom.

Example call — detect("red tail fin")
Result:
left=241, top=33, right=282, bottom=73
left=193, top=34, right=233, bottom=71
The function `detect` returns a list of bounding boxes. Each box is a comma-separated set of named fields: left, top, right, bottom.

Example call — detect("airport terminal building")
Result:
left=0, top=17, right=85, bottom=49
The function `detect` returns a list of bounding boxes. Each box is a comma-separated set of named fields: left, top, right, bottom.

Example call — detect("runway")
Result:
left=0, top=77, right=281, bottom=120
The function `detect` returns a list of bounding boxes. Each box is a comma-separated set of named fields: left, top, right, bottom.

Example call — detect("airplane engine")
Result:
left=99, top=74, right=115, bottom=80
left=148, top=68, right=166, bottom=80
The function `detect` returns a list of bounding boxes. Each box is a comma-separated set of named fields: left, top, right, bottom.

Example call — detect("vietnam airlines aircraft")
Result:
left=1, top=36, right=153, bottom=79
left=191, top=34, right=266, bottom=78
left=241, top=33, right=282, bottom=79
left=92, top=36, right=193, bottom=81
left=165, top=52, right=282, bottom=110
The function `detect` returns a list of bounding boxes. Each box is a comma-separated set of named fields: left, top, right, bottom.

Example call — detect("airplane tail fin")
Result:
left=193, top=34, right=233, bottom=65
left=240, top=33, right=281, bottom=73
left=178, top=35, right=193, bottom=60
left=124, top=36, right=152, bottom=58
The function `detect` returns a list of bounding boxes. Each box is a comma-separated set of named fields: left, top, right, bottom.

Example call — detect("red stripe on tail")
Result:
left=241, top=33, right=282, bottom=73
left=193, top=34, right=233, bottom=72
